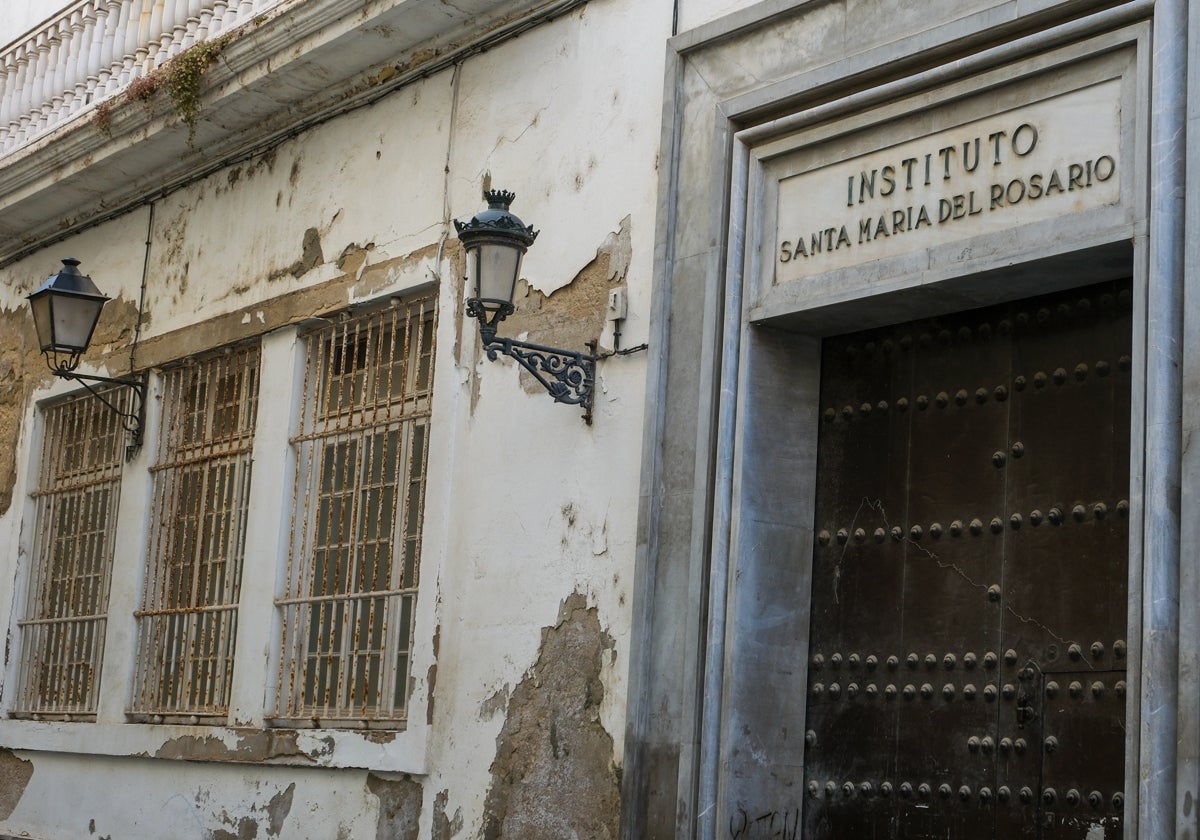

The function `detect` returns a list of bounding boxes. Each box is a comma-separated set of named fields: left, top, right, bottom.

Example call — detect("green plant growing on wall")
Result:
left=123, top=34, right=232, bottom=145
left=164, top=35, right=231, bottom=140
left=92, top=100, right=113, bottom=138
left=126, top=73, right=159, bottom=110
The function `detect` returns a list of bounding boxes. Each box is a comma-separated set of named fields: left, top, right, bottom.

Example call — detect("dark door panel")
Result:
left=802, top=281, right=1130, bottom=839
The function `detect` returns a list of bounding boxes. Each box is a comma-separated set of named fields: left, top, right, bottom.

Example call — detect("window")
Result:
left=130, top=345, right=260, bottom=721
left=14, top=388, right=129, bottom=718
left=275, top=297, right=435, bottom=726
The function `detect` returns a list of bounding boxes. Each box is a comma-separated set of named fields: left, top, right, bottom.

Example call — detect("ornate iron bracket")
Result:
left=479, top=322, right=597, bottom=423
left=50, top=363, right=147, bottom=459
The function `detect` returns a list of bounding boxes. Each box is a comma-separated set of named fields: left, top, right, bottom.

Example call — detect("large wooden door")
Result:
left=802, top=280, right=1130, bottom=839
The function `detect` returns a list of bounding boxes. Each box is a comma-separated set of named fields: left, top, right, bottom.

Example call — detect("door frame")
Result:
left=622, top=3, right=1187, bottom=838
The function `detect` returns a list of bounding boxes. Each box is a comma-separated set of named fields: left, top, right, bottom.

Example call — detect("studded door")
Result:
left=803, top=280, right=1130, bottom=839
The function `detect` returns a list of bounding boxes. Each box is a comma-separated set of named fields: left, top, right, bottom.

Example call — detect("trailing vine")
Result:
left=123, top=33, right=232, bottom=145
left=92, top=100, right=113, bottom=138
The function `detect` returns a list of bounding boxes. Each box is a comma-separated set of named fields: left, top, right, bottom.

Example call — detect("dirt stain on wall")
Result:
left=480, top=592, right=620, bottom=840
left=268, top=227, right=325, bottom=282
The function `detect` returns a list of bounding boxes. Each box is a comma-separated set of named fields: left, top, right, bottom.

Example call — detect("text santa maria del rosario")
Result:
left=773, top=83, right=1121, bottom=281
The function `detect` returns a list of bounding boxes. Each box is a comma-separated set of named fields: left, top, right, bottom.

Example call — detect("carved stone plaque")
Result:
left=775, top=79, right=1122, bottom=284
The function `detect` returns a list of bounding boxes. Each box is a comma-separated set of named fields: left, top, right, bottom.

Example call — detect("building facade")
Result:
left=1, top=0, right=1199, bottom=838
left=628, top=1, right=1200, bottom=838
left=0, top=0, right=664, bottom=836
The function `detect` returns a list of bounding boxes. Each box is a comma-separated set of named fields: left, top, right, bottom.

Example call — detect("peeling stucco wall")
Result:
left=0, top=0, right=662, bottom=836
left=427, top=624, right=441, bottom=727
left=366, top=774, right=421, bottom=840
left=0, top=308, right=32, bottom=517
left=70, top=241, right=445, bottom=375
left=0, top=295, right=142, bottom=516
left=152, top=729, right=335, bottom=764
left=0, top=750, right=33, bottom=820
left=432, top=789, right=464, bottom=840
left=204, top=781, right=294, bottom=840
left=503, top=216, right=632, bottom=396
left=480, top=592, right=620, bottom=840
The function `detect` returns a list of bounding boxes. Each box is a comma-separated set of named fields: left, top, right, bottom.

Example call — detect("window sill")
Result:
left=0, top=717, right=428, bottom=772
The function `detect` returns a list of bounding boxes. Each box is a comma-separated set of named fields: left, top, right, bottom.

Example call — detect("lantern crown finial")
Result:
left=453, top=189, right=537, bottom=246
left=484, top=189, right=517, bottom=210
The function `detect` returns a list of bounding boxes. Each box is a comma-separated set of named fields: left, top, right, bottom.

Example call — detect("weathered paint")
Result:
left=0, top=750, right=32, bottom=820
left=0, top=0, right=664, bottom=835
left=503, top=216, right=632, bottom=396
left=365, top=773, right=421, bottom=840
left=432, top=789, right=464, bottom=840
left=481, top=591, right=620, bottom=840
left=0, top=295, right=141, bottom=516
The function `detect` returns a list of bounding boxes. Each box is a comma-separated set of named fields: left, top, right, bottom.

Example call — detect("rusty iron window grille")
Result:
left=13, top=387, right=128, bottom=719
left=129, top=345, right=260, bottom=723
left=274, top=296, right=435, bottom=727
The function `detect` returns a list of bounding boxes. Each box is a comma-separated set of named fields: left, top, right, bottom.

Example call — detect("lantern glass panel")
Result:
left=48, top=293, right=106, bottom=353
left=30, top=293, right=54, bottom=353
left=474, top=242, right=522, bottom=305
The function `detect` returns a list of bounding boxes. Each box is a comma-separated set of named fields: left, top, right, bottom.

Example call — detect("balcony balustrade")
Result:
left=0, top=0, right=283, bottom=156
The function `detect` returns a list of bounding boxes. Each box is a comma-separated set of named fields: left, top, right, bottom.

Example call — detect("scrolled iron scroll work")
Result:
left=45, top=355, right=147, bottom=458
left=481, top=334, right=597, bottom=423
left=466, top=297, right=514, bottom=324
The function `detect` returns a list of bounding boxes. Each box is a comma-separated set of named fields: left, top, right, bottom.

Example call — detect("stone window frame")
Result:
left=272, top=296, right=436, bottom=728
left=128, top=342, right=262, bottom=724
left=11, top=385, right=130, bottom=720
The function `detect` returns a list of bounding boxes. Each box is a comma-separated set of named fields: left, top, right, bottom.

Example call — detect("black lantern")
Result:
left=455, top=190, right=538, bottom=336
left=455, top=190, right=598, bottom=423
left=28, top=258, right=109, bottom=372
left=26, top=257, right=146, bottom=455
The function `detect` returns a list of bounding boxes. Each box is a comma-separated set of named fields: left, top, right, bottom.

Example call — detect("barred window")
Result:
left=130, top=345, right=260, bottom=721
left=14, top=388, right=128, bottom=718
left=275, top=297, right=435, bottom=726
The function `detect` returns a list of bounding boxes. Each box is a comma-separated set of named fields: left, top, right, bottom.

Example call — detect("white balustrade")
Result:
left=170, top=0, right=189, bottom=58
left=0, top=57, right=10, bottom=147
left=0, top=0, right=288, bottom=157
left=59, top=9, right=85, bottom=121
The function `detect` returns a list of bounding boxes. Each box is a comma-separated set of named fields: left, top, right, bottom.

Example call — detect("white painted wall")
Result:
left=0, top=0, right=669, bottom=836
left=675, top=0, right=760, bottom=33
left=0, top=0, right=65, bottom=48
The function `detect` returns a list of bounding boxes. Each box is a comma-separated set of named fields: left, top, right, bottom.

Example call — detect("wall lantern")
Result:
left=27, top=258, right=146, bottom=453
left=456, top=190, right=599, bottom=422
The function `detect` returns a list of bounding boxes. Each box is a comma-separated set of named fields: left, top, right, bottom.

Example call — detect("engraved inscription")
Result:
left=774, top=80, right=1123, bottom=281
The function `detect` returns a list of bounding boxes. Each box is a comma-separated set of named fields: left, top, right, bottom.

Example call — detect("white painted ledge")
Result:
left=0, top=717, right=430, bottom=772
